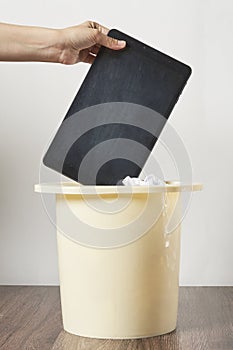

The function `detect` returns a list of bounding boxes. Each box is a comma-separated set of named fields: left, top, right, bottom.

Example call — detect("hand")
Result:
left=57, top=21, right=126, bottom=65
left=0, top=21, right=126, bottom=65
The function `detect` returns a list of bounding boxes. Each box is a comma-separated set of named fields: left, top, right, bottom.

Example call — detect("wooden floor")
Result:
left=0, top=287, right=232, bottom=350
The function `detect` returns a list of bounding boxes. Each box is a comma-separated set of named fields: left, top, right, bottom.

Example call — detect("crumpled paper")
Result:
left=122, top=174, right=164, bottom=186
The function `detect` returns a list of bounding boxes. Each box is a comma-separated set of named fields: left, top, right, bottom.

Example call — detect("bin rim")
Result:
left=34, top=181, right=202, bottom=195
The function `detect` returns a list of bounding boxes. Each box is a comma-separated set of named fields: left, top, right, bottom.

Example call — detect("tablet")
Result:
left=43, top=29, right=191, bottom=185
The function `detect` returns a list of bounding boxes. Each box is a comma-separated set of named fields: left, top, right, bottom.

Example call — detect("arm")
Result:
left=0, top=21, right=126, bottom=64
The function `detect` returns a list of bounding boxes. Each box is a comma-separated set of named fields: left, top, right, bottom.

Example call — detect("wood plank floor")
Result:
left=0, top=287, right=232, bottom=350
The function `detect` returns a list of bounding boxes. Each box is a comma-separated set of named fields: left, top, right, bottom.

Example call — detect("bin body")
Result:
left=55, top=190, right=181, bottom=339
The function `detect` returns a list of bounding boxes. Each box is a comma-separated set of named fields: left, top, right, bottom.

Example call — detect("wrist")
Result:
left=53, top=28, right=77, bottom=65
left=37, top=28, right=64, bottom=63
left=45, top=28, right=74, bottom=65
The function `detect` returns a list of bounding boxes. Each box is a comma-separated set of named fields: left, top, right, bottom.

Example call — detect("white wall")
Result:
left=0, top=0, right=232, bottom=285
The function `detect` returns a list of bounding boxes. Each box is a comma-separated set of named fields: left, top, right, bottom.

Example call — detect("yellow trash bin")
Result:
left=35, top=181, right=202, bottom=339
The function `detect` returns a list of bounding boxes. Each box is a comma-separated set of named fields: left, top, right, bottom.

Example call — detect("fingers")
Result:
left=94, top=31, right=126, bottom=50
left=84, top=20, right=126, bottom=50
left=87, top=21, right=109, bottom=36
left=83, top=53, right=96, bottom=64
left=89, top=44, right=100, bottom=55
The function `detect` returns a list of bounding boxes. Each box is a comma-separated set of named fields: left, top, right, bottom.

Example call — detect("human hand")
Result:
left=0, top=21, right=125, bottom=64
left=57, top=21, right=126, bottom=65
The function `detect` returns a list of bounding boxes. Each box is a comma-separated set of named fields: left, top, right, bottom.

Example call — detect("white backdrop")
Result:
left=0, top=0, right=232, bottom=285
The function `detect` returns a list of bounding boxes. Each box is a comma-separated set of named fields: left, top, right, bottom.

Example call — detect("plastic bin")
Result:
left=35, top=181, right=202, bottom=339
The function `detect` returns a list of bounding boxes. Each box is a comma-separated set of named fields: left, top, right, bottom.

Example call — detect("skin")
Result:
left=0, top=20, right=126, bottom=64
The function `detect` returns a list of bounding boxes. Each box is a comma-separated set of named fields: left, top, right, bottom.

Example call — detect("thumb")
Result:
left=95, top=32, right=126, bottom=50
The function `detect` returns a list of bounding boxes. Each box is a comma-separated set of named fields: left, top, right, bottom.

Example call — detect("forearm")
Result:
left=0, top=22, right=62, bottom=63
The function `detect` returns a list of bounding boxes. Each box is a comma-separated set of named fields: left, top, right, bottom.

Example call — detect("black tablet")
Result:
left=43, top=29, right=191, bottom=185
